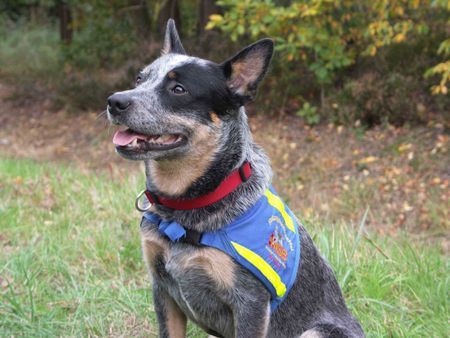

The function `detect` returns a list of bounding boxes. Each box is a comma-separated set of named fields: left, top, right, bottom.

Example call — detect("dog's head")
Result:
left=107, top=19, right=273, bottom=162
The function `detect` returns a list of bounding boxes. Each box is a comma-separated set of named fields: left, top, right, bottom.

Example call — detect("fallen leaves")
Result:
left=358, top=156, right=378, bottom=165
left=398, top=143, right=412, bottom=152
left=402, top=202, right=413, bottom=212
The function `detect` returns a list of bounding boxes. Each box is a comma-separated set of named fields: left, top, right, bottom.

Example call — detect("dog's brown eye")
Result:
left=172, top=84, right=186, bottom=95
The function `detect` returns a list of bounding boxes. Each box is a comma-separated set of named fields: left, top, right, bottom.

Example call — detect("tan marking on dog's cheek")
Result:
left=141, top=229, right=169, bottom=275
left=180, top=248, right=236, bottom=289
left=165, top=296, right=187, bottom=338
left=209, top=112, right=221, bottom=126
left=149, top=117, right=221, bottom=196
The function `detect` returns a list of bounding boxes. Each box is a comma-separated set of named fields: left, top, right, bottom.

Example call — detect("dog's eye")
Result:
left=172, top=84, right=187, bottom=95
left=136, top=75, right=142, bottom=85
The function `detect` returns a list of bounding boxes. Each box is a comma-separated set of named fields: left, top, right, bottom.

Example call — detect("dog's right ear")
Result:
left=162, top=19, right=186, bottom=55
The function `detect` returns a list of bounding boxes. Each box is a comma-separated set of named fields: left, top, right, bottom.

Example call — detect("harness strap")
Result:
left=142, top=212, right=203, bottom=245
left=184, top=229, right=203, bottom=245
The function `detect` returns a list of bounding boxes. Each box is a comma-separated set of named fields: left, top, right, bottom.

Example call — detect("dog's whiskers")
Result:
left=96, top=110, right=107, bottom=120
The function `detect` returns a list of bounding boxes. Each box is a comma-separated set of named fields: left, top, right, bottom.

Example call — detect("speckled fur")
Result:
left=109, top=19, right=364, bottom=338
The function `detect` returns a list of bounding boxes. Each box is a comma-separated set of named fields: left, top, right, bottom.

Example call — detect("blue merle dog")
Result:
left=107, top=19, right=364, bottom=338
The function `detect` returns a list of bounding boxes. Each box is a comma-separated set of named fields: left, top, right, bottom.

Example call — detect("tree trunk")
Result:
left=197, top=0, right=221, bottom=36
left=158, top=0, right=182, bottom=35
left=58, top=1, right=73, bottom=44
left=125, top=0, right=152, bottom=39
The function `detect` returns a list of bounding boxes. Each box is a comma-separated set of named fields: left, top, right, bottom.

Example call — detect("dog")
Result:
left=107, top=19, right=364, bottom=338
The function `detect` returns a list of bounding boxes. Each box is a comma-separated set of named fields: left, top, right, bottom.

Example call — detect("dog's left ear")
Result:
left=221, top=38, right=274, bottom=103
left=162, top=19, right=186, bottom=55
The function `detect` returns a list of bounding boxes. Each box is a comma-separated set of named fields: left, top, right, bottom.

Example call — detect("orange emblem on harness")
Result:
left=268, top=233, right=288, bottom=262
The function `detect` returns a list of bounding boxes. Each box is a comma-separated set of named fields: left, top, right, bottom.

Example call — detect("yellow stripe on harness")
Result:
left=231, top=241, right=287, bottom=298
left=264, top=189, right=295, bottom=233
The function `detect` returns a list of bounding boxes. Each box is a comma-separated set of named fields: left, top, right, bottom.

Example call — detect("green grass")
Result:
left=0, top=158, right=448, bottom=337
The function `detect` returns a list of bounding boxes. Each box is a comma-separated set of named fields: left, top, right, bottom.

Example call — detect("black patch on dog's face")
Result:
left=156, top=62, right=239, bottom=121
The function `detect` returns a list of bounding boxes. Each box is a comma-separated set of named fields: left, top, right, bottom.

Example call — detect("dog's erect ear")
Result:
left=162, top=19, right=186, bottom=55
left=221, top=39, right=274, bottom=103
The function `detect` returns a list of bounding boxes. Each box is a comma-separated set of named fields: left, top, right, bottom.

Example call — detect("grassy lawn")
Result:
left=0, top=157, right=447, bottom=337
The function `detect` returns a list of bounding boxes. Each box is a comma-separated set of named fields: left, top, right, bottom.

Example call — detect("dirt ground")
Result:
left=0, top=82, right=448, bottom=243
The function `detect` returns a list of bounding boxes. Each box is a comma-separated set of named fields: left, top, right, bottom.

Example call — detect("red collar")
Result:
left=144, top=161, right=252, bottom=210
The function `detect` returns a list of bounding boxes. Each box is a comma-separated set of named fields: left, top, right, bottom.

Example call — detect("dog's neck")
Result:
left=144, top=108, right=273, bottom=232
left=144, top=131, right=220, bottom=198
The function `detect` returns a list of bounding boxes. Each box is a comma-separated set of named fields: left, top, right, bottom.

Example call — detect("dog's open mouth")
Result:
left=113, top=128, right=187, bottom=152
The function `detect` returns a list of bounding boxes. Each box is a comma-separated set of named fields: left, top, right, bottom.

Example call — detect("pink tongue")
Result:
left=113, top=129, right=148, bottom=146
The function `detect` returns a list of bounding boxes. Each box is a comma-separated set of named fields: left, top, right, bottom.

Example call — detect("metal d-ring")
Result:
left=135, top=189, right=152, bottom=212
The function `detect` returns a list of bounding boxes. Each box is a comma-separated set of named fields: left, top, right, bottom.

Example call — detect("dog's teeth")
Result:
left=131, top=139, right=138, bottom=147
left=159, top=135, right=171, bottom=142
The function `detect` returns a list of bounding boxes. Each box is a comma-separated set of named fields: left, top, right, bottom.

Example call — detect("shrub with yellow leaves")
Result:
left=208, top=0, right=449, bottom=96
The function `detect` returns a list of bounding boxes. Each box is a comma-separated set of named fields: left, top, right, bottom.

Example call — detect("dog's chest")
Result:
left=141, top=222, right=236, bottom=333
left=141, top=220, right=236, bottom=286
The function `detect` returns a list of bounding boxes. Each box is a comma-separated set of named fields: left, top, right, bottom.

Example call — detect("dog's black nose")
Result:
left=107, top=93, right=132, bottom=115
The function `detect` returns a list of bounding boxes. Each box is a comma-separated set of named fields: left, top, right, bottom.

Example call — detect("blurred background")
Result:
left=0, top=1, right=448, bottom=337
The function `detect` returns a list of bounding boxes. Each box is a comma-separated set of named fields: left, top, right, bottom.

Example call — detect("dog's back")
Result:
left=270, top=226, right=363, bottom=337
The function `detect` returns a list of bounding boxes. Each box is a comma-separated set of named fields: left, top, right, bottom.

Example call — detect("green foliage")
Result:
left=425, top=39, right=450, bottom=95
left=208, top=0, right=357, bottom=85
left=0, top=1, right=145, bottom=109
left=0, top=20, right=128, bottom=110
left=296, top=102, right=320, bottom=125
left=1, top=157, right=448, bottom=336
left=0, top=22, right=61, bottom=86
left=208, top=0, right=449, bottom=97
left=63, top=1, right=139, bottom=70
left=179, top=0, right=201, bottom=37
left=0, top=0, right=447, bottom=122
left=0, top=0, right=56, bottom=22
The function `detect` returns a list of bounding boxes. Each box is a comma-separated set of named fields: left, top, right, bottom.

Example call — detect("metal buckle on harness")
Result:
left=135, top=189, right=152, bottom=212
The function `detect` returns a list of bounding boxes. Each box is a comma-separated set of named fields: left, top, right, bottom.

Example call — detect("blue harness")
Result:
left=143, top=186, right=301, bottom=311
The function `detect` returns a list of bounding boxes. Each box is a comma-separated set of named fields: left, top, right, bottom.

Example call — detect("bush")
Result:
left=0, top=15, right=139, bottom=111
left=0, top=21, right=62, bottom=99
left=325, top=36, right=450, bottom=126
left=327, top=72, right=425, bottom=126
left=208, top=0, right=450, bottom=126
left=296, top=102, right=320, bottom=125
left=62, top=1, right=139, bottom=71
left=54, top=73, right=113, bottom=111
left=0, top=1, right=448, bottom=125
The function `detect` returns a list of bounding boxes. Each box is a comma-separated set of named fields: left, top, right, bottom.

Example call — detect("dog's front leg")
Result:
left=233, top=300, right=271, bottom=338
left=153, top=282, right=187, bottom=338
